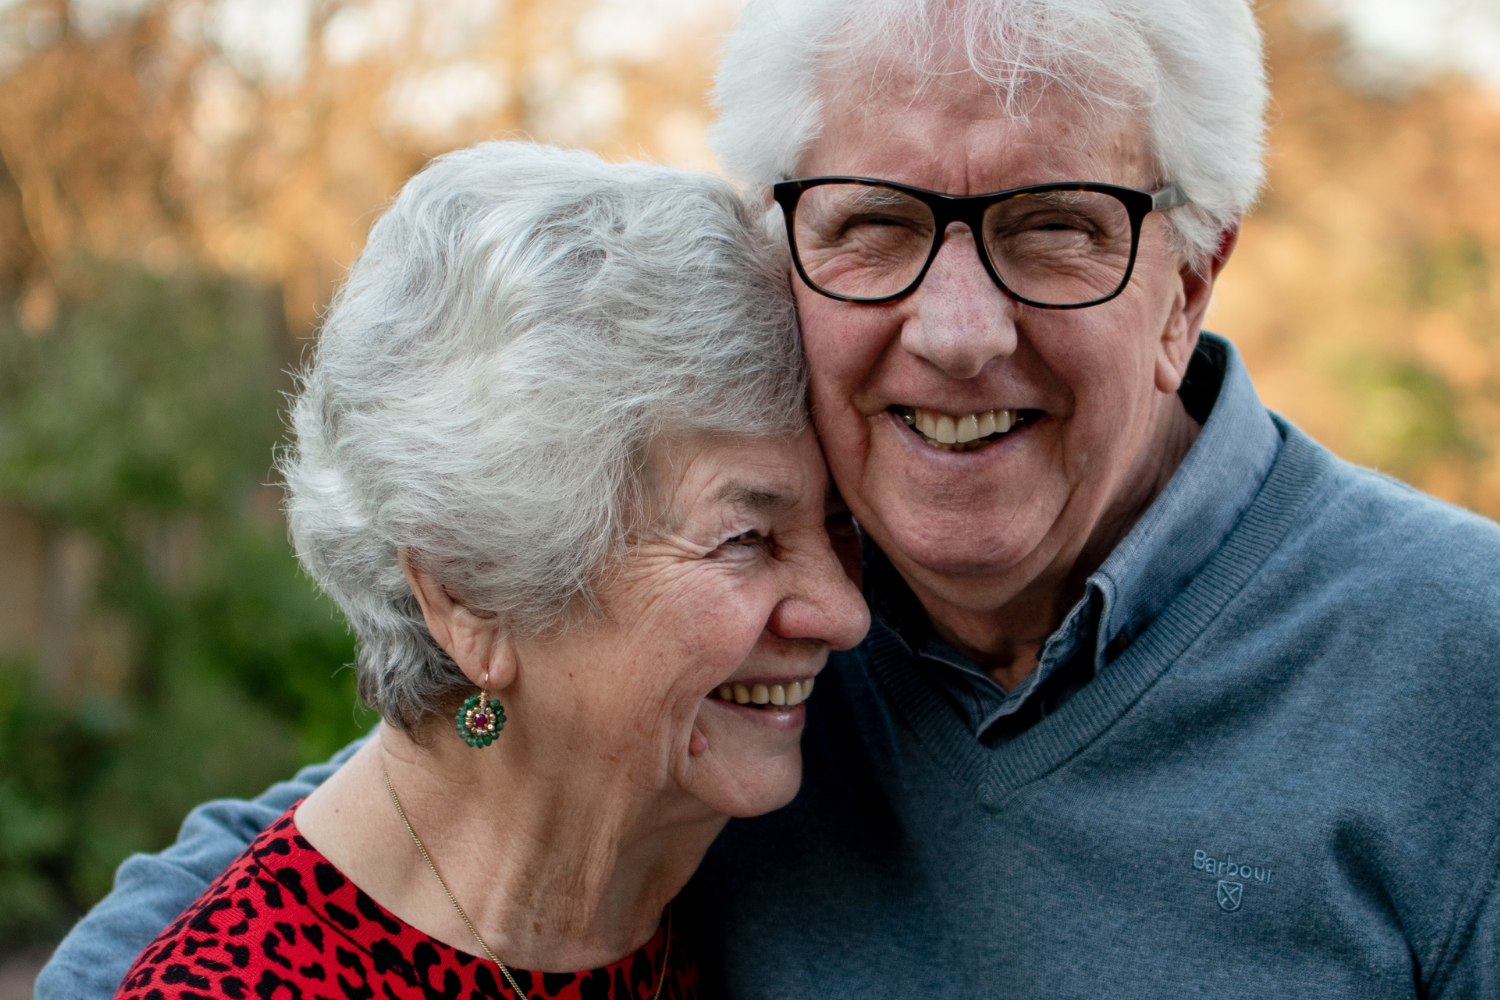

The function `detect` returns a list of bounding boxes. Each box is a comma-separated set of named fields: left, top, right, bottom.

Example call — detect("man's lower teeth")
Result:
left=919, top=426, right=1017, bottom=451
left=927, top=437, right=993, bottom=452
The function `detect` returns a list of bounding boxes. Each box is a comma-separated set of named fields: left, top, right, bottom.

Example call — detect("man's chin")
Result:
left=866, top=498, right=1061, bottom=580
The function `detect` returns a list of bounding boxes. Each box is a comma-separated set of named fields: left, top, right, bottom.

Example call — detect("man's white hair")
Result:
left=711, top=0, right=1268, bottom=263
left=279, top=142, right=804, bottom=728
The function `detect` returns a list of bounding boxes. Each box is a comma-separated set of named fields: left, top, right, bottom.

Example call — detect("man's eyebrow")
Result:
left=713, top=481, right=797, bottom=514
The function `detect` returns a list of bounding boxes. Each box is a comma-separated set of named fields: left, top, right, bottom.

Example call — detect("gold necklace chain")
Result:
left=382, top=768, right=672, bottom=1000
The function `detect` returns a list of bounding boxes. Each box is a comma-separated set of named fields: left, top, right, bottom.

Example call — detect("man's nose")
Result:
left=767, top=536, right=871, bottom=652
left=900, top=223, right=1018, bottom=380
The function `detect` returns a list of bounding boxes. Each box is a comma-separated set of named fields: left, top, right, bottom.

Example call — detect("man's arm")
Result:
left=33, top=733, right=370, bottom=1000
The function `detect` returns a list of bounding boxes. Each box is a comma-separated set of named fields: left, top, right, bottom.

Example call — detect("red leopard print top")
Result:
left=116, top=806, right=702, bottom=1000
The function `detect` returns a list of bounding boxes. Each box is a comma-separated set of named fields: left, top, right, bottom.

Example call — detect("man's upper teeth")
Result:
left=913, top=407, right=1016, bottom=443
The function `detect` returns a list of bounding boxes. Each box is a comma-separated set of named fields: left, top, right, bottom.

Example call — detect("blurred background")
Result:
left=2, top=0, right=1500, bottom=986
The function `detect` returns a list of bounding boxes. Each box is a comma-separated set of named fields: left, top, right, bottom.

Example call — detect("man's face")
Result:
left=794, top=72, right=1209, bottom=628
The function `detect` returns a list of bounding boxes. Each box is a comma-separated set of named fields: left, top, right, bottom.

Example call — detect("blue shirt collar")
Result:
left=863, top=334, right=1284, bottom=738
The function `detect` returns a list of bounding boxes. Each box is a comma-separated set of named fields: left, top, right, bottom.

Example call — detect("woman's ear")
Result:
left=398, top=551, right=518, bottom=690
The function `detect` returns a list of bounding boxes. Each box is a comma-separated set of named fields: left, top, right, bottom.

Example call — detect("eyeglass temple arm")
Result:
left=1151, top=183, right=1188, bottom=211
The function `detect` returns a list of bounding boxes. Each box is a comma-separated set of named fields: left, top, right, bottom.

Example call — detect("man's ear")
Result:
left=399, top=551, right=517, bottom=690
left=1157, top=220, right=1240, bottom=394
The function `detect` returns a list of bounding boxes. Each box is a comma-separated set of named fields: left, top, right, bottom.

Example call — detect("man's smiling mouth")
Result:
left=891, top=406, right=1040, bottom=452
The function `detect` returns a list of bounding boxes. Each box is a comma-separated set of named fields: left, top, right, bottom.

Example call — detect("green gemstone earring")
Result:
left=456, top=691, right=505, bottom=747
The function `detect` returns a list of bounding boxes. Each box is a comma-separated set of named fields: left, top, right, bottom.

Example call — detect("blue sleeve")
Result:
left=33, top=733, right=370, bottom=1000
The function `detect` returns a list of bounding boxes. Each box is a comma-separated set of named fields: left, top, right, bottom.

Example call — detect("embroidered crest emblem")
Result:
left=1216, top=880, right=1243, bottom=912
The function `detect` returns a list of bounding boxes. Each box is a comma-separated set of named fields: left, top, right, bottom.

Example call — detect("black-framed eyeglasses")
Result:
left=771, top=177, right=1187, bottom=309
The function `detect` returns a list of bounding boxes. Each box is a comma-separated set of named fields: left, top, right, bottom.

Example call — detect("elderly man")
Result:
left=38, top=0, right=1500, bottom=997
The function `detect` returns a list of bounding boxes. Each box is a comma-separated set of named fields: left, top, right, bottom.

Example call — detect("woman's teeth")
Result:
left=898, top=406, right=1022, bottom=452
left=712, top=677, right=815, bottom=709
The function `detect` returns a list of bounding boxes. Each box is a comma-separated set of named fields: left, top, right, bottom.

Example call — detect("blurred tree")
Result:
left=0, top=261, right=364, bottom=949
left=1215, top=0, right=1500, bottom=515
left=0, top=0, right=732, bottom=328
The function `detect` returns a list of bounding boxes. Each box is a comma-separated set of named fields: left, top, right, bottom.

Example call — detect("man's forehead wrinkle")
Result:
left=816, top=65, right=1142, bottom=184
left=819, top=28, right=1000, bottom=136
left=823, top=18, right=1132, bottom=125
left=820, top=55, right=916, bottom=144
left=840, top=55, right=984, bottom=118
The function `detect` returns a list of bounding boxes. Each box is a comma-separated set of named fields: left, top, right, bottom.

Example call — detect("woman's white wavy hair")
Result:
left=280, top=142, right=805, bottom=728
left=711, top=0, right=1268, bottom=266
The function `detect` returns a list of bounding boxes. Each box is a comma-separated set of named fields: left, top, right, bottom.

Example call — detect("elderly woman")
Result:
left=39, top=0, right=1500, bottom=997
left=111, top=142, right=867, bottom=999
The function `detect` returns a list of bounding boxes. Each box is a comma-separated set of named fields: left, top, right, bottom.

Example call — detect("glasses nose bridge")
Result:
left=928, top=195, right=987, bottom=238
left=925, top=195, right=1001, bottom=285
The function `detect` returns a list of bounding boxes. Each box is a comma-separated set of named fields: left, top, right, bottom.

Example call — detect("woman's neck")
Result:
left=295, top=723, right=726, bottom=972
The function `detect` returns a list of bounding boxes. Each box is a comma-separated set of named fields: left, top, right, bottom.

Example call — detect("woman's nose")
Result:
left=768, top=535, right=871, bottom=651
left=900, top=224, right=1019, bottom=380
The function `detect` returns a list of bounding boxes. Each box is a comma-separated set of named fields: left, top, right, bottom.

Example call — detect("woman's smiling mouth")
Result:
left=708, top=676, right=816, bottom=708
left=890, top=406, right=1042, bottom=452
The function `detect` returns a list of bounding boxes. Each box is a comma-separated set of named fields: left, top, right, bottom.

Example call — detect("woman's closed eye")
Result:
left=713, top=529, right=777, bottom=559
left=720, top=530, right=767, bottom=549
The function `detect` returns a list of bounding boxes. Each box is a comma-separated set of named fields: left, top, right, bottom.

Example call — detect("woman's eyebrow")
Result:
left=713, top=482, right=797, bottom=515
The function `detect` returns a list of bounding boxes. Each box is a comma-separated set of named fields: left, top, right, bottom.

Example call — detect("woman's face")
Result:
left=510, top=428, right=870, bottom=819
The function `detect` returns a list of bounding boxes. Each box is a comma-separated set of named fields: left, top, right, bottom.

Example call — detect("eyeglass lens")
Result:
left=790, top=183, right=1137, bottom=305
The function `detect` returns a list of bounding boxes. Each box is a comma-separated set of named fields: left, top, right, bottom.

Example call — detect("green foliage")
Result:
left=1336, top=232, right=1498, bottom=484
left=184, top=524, right=370, bottom=761
left=0, top=263, right=367, bottom=951
left=1407, top=233, right=1492, bottom=311
left=0, top=660, right=112, bottom=944
left=1345, top=356, right=1480, bottom=479
left=0, top=267, right=280, bottom=521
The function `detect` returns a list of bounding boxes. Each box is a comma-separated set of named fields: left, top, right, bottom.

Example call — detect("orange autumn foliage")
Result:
left=1218, top=2, right=1500, bottom=515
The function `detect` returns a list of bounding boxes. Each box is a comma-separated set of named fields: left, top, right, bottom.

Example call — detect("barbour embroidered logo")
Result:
left=1192, top=848, right=1277, bottom=913
left=1192, top=849, right=1273, bottom=884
